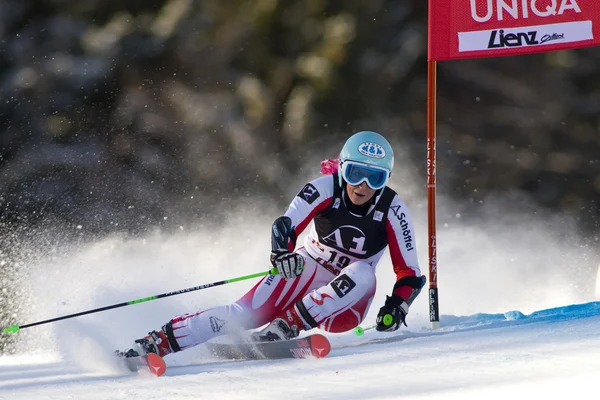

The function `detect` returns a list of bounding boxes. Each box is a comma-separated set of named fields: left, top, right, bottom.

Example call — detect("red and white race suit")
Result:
left=169, top=173, right=421, bottom=350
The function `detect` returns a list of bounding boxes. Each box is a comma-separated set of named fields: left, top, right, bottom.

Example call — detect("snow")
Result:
left=1, top=206, right=599, bottom=400
left=2, top=302, right=600, bottom=399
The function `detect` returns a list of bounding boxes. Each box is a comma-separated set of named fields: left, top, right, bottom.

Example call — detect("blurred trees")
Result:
left=1, top=0, right=600, bottom=355
left=0, top=0, right=598, bottom=234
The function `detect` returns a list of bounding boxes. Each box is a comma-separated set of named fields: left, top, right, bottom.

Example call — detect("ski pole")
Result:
left=2, top=268, right=278, bottom=334
left=354, top=324, right=376, bottom=336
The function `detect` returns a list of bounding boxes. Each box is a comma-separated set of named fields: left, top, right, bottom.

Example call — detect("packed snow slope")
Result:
left=1, top=182, right=599, bottom=399
left=1, top=300, right=600, bottom=399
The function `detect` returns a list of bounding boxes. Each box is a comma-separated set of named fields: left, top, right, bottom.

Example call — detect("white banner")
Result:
left=458, top=20, right=593, bottom=52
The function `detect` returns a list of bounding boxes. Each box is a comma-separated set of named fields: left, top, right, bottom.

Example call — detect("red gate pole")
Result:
left=427, top=60, right=440, bottom=329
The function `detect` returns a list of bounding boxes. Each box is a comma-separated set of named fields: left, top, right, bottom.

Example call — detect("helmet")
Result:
left=338, top=131, right=394, bottom=190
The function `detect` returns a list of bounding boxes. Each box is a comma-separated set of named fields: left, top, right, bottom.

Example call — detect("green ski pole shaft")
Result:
left=2, top=268, right=278, bottom=334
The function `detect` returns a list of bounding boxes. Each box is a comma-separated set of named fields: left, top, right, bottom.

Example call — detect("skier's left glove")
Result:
left=376, top=294, right=409, bottom=332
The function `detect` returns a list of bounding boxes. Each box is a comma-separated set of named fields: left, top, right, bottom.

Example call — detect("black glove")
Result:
left=376, top=294, right=409, bottom=332
left=271, top=216, right=296, bottom=250
left=271, top=249, right=305, bottom=279
left=269, top=216, right=303, bottom=279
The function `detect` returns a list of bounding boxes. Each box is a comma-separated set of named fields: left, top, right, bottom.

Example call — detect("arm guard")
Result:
left=271, top=216, right=297, bottom=251
left=392, top=275, right=426, bottom=305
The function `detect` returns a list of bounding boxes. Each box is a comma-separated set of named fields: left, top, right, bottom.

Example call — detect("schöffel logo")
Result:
left=390, top=205, right=414, bottom=252
left=458, top=21, right=593, bottom=52
left=540, top=33, right=566, bottom=44
left=358, top=142, right=386, bottom=159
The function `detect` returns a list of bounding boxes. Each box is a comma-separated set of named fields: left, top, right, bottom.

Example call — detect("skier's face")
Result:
left=346, top=181, right=376, bottom=206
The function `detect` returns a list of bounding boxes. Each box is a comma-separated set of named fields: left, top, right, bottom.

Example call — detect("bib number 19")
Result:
left=327, top=251, right=350, bottom=269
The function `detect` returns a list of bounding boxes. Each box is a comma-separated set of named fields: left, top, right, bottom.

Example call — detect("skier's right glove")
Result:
left=271, top=249, right=305, bottom=280
left=376, top=294, right=409, bottom=332
left=269, top=216, right=303, bottom=279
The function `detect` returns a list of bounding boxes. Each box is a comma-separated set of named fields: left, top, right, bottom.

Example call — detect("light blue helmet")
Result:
left=338, top=131, right=394, bottom=188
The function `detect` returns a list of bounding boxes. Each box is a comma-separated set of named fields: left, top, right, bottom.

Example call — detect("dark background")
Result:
left=1, top=0, right=599, bottom=351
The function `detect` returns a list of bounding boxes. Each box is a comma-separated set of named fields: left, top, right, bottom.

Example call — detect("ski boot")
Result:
left=119, top=329, right=174, bottom=358
left=253, top=306, right=306, bottom=342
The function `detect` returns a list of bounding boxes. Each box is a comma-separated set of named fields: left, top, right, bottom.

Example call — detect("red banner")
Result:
left=429, top=0, right=600, bottom=60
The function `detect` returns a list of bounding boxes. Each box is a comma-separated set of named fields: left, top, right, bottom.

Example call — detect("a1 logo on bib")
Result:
left=322, top=225, right=367, bottom=255
left=358, top=142, right=386, bottom=159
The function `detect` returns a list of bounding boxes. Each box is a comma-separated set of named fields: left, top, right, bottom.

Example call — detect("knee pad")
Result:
left=343, top=261, right=377, bottom=291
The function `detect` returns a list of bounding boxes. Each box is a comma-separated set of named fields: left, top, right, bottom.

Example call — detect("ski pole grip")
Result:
left=383, top=314, right=394, bottom=326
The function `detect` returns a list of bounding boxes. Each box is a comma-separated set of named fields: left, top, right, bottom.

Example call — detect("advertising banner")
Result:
left=429, top=0, right=600, bottom=60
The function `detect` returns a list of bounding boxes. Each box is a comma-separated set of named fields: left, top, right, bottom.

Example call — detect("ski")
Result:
left=116, top=352, right=167, bottom=377
left=206, top=333, right=331, bottom=360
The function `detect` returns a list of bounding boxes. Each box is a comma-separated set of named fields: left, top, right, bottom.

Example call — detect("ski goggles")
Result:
left=340, top=161, right=390, bottom=190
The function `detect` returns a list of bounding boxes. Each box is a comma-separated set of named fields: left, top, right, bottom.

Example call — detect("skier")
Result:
left=121, top=130, right=425, bottom=359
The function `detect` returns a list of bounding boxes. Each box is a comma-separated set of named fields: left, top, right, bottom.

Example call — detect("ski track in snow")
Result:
left=2, top=302, right=600, bottom=400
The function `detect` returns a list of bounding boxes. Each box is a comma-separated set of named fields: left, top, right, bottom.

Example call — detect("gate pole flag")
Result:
left=426, top=0, right=600, bottom=328
left=429, top=0, right=600, bottom=61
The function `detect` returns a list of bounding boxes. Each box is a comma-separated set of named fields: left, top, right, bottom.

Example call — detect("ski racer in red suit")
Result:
left=121, top=131, right=425, bottom=358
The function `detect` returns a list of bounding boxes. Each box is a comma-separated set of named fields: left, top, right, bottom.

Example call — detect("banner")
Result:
left=429, top=0, right=600, bottom=60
